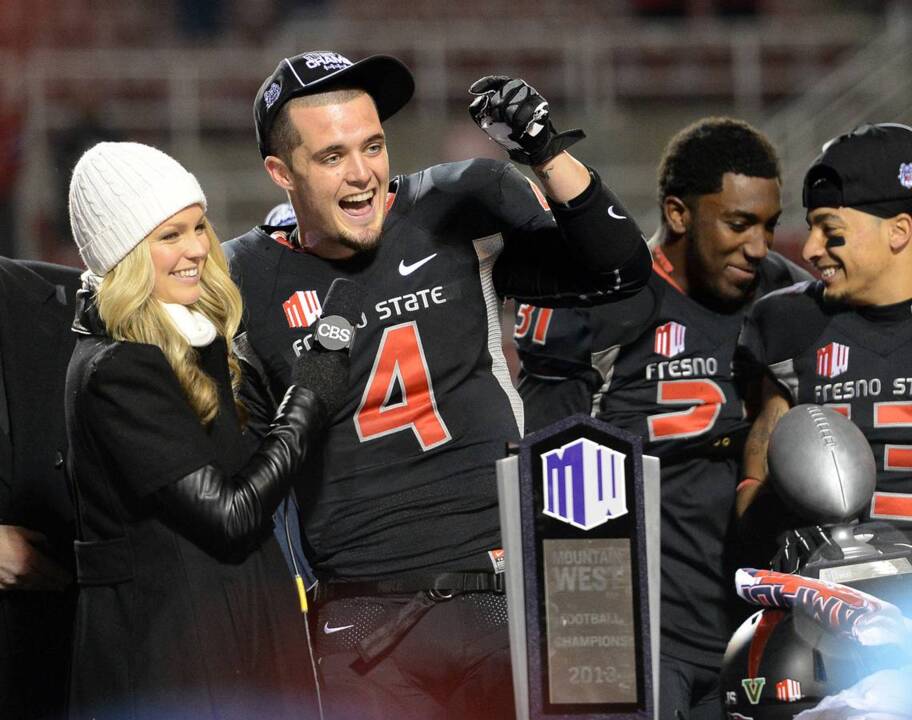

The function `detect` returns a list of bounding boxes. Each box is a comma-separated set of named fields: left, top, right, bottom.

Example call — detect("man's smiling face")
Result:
left=279, top=92, right=390, bottom=259
left=685, top=172, right=781, bottom=305
left=802, top=206, right=896, bottom=306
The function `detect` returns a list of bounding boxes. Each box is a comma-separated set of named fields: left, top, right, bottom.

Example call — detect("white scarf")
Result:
left=81, top=271, right=218, bottom=347
left=160, top=302, right=218, bottom=347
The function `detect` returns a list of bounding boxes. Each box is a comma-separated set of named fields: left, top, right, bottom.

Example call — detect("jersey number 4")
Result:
left=355, top=321, right=452, bottom=451
left=647, top=379, right=726, bottom=441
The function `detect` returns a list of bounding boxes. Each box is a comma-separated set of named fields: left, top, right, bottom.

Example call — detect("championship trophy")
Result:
left=496, top=415, right=659, bottom=719
left=720, top=405, right=912, bottom=719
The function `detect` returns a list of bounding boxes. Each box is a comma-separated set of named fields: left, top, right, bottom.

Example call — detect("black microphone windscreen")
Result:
left=321, top=278, right=365, bottom=325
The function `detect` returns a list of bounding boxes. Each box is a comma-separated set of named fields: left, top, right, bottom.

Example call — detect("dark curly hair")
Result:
left=657, top=117, right=780, bottom=209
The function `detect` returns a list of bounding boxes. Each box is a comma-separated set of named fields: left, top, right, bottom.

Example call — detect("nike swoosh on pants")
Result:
left=323, top=622, right=354, bottom=634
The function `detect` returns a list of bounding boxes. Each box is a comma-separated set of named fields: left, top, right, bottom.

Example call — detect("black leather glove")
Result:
left=157, top=385, right=324, bottom=558
left=468, top=75, right=585, bottom=166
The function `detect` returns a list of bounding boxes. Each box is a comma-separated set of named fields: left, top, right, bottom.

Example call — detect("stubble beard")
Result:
left=821, top=282, right=847, bottom=304
left=335, top=225, right=382, bottom=254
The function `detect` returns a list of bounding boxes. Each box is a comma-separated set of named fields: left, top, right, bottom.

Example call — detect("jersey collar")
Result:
left=855, top=296, right=912, bottom=323
left=651, top=245, right=686, bottom=294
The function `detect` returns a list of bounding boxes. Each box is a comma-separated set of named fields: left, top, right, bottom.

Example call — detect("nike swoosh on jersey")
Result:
left=323, top=622, right=354, bottom=634
left=398, top=253, right=438, bottom=276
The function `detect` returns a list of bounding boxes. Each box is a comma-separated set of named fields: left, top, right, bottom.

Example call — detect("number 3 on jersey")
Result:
left=355, top=321, right=452, bottom=450
left=647, top=379, right=725, bottom=441
left=875, top=401, right=912, bottom=470
left=514, top=304, right=553, bottom=344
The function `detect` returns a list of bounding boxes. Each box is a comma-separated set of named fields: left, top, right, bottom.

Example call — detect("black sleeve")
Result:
left=736, top=281, right=823, bottom=381
left=735, top=304, right=769, bottom=384
left=513, top=305, right=599, bottom=432
left=156, top=386, right=324, bottom=560
left=514, top=286, right=656, bottom=379
left=549, top=171, right=651, bottom=278
left=492, top=165, right=652, bottom=307
left=518, top=374, right=595, bottom=435
left=513, top=306, right=593, bottom=379
left=589, top=280, right=659, bottom=350
left=18, top=259, right=82, bottom=297
left=514, top=282, right=657, bottom=433
left=757, top=253, right=814, bottom=291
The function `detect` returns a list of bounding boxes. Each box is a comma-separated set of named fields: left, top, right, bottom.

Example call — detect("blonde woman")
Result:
left=65, top=142, right=344, bottom=719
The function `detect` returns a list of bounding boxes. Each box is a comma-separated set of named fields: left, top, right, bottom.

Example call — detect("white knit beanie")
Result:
left=68, top=142, right=207, bottom=276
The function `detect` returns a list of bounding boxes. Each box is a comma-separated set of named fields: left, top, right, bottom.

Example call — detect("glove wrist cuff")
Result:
left=509, top=128, right=586, bottom=167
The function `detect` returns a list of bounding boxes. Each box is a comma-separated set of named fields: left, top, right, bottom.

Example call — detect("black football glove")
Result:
left=770, top=525, right=841, bottom=574
left=468, top=75, right=585, bottom=166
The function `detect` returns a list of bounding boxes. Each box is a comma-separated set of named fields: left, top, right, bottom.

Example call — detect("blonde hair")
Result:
left=96, top=220, right=246, bottom=425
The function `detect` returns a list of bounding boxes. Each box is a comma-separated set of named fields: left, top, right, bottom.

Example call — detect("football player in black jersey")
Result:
left=224, top=51, right=652, bottom=720
left=738, top=124, right=912, bottom=536
left=514, top=117, right=810, bottom=720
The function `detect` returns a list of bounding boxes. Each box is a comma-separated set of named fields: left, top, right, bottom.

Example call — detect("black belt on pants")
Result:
left=314, top=571, right=506, bottom=664
left=314, top=570, right=505, bottom=603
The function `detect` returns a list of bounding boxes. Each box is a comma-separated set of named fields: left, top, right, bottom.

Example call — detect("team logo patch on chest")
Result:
left=654, top=321, right=686, bottom=358
left=282, top=290, right=322, bottom=329
left=816, top=342, right=850, bottom=379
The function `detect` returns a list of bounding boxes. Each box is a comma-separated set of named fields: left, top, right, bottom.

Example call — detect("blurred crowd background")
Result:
left=1, top=0, right=910, bottom=269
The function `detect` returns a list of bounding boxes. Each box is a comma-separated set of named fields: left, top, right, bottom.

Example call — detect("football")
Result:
left=768, top=404, right=876, bottom=523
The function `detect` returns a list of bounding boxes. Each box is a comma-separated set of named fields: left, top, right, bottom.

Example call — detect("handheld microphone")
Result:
left=292, top=278, right=365, bottom=417
left=311, top=278, right=366, bottom=352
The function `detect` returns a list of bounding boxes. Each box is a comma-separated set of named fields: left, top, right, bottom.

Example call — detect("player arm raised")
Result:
left=468, top=75, right=651, bottom=302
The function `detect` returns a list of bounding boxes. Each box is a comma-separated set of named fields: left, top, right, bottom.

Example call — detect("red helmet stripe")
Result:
left=748, top=609, right=785, bottom=679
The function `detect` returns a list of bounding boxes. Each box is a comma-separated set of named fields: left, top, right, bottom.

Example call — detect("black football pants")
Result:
left=314, top=592, right=514, bottom=720
left=659, top=653, right=724, bottom=720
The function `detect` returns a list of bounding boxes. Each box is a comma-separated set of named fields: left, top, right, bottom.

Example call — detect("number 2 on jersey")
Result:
left=647, top=379, right=725, bottom=441
left=355, top=321, right=452, bottom=451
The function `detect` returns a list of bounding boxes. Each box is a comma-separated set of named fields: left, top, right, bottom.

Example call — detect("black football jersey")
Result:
left=225, top=158, right=648, bottom=580
left=738, top=281, right=912, bottom=524
left=515, top=250, right=811, bottom=665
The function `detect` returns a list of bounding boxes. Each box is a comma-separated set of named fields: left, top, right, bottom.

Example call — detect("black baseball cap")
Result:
left=803, top=123, right=912, bottom=218
left=254, top=51, right=414, bottom=159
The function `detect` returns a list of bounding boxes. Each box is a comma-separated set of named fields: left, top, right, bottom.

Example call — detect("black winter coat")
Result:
left=65, top=299, right=318, bottom=720
left=0, top=258, right=80, bottom=719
